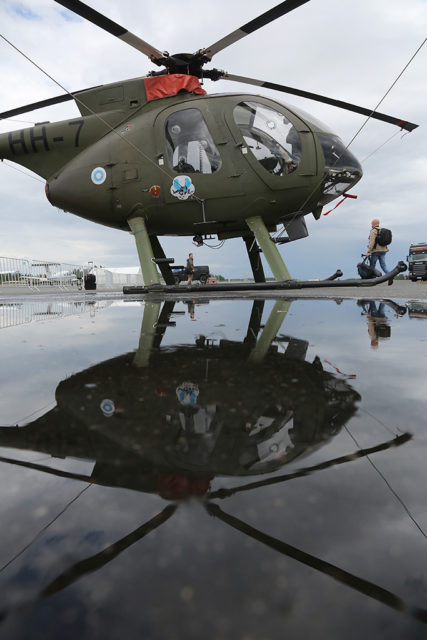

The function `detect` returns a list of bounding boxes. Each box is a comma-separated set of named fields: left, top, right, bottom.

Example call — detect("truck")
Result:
left=171, top=264, right=211, bottom=284
left=407, top=301, right=427, bottom=319
left=407, top=243, right=427, bottom=281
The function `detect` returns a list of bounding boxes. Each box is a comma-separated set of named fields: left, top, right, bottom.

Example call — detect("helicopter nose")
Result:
left=317, top=133, right=363, bottom=204
left=318, top=133, right=362, bottom=174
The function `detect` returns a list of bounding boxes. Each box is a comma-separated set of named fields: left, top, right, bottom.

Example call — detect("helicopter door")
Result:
left=226, top=100, right=318, bottom=190
left=154, top=106, right=243, bottom=207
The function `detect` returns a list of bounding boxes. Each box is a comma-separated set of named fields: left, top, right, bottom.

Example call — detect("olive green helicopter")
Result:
left=0, top=0, right=418, bottom=287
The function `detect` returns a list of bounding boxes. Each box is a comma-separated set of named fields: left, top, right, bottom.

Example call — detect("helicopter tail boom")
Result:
left=0, top=109, right=126, bottom=180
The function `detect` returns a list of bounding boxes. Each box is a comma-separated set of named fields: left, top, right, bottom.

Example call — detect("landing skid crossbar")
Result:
left=123, top=262, right=407, bottom=295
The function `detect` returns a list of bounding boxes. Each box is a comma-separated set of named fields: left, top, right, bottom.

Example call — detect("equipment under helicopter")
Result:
left=0, top=0, right=419, bottom=287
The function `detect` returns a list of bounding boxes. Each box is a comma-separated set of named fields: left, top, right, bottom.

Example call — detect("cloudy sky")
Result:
left=0, top=0, right=426, bottom=279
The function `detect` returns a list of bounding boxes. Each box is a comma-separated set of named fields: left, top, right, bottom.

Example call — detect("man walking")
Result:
left=366, top=218, right=389, bottom=274
left=186, top=252, right=194, bottom=285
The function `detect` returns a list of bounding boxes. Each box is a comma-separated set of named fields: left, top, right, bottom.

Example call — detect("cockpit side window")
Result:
left=165, top=109, right=222, bottom=174
left=233, top=102, right=301, bottom=176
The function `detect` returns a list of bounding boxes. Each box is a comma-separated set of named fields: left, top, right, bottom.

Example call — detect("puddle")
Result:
left=0, top=296, right=426, bottom=639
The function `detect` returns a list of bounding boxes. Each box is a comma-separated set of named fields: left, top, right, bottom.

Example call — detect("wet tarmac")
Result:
left=0, top=288, right=426, bottom=639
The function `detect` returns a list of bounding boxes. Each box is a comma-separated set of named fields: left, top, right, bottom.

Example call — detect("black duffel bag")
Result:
left=357, top=256, right=381, bottom=279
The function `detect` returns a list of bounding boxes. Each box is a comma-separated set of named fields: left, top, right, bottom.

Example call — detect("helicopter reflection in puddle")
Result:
left=0, top=299, right=363, bottom=500
left=0, top=297, right=422, bottom=627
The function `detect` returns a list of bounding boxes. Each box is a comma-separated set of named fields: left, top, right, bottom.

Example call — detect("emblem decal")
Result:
left=149, top=184, right=161, bottom=198
left=170, top=175, right=195, bottom=201
left=176, top=382, right=199, bottom=406
left=91, top=167, right=107, bottom=185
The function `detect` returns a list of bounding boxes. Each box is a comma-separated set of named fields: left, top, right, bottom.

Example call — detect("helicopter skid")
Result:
left=123, top=262, right=407, bottom=294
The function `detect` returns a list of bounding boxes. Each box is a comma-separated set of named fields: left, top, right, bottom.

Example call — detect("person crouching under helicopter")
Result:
left=366, top=218, right=389, bottom=274
left=186, top=253, right=194, bottom=285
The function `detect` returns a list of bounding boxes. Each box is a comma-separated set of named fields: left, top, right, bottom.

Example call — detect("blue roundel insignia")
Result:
left=100, top=398, right=115, bottom=417
left=91, top=167, right=107, bottom=185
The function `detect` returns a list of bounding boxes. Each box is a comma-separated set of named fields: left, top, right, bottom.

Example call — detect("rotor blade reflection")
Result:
left=41, top=504, right=177, bottom=597
left=0, top=455, right=91, bottom=483
left=202, top=0, right=310, bottom=59
left=206, top=503, right=427, bottom=624
left=221, top=73, right=419, bottom=132
left=208, top=433, right=412, bottom=500
left=0, top=505, right=177, bottom=623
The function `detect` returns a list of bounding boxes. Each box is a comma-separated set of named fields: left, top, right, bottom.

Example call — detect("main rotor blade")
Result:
left=222, top=73, right=418, bottom=132
left=201, top=0, right=310, bottom=60
left=54, top=0, right=165, bottom=63
left=0, top=86, right=100, bottom=120
left=0, top=94, right=72, bottom=120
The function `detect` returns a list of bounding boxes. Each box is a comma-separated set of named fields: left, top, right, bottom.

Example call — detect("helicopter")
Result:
left=0, top=0, right=419, bottom=287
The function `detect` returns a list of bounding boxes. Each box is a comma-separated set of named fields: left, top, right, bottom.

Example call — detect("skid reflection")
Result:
left=0, top=299, right=421, bottom=626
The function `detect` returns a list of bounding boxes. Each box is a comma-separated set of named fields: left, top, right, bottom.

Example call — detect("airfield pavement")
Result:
left=1, top=278, right=427, bottom=303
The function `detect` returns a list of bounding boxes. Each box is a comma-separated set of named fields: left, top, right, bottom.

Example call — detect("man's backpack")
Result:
left=375, top=227, right=392, bottom=247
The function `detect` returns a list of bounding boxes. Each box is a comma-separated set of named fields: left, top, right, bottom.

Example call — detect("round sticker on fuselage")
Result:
left=91, top=167, right=107, bottom=185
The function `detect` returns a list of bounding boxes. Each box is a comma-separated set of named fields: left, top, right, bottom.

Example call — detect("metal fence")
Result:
left=0, top=299, right=112, bottom=330
left=0, top=256, right=85, bottom=290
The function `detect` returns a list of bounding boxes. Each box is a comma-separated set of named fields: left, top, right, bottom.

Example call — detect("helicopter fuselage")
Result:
left=0, top=76, right=362, bottom=241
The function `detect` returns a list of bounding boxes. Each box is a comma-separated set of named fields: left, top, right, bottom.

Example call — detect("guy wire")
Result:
left=0, top=33, right=176, bottom=182
left=2, top=160, right=45, bottom=183
left=344, top=425, right=427, bottom=541
left=275, top=37, right=426, bottom=239
left=0, top=482, right=92, bottom=574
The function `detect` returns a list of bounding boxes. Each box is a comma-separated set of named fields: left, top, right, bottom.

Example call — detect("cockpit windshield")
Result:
left=317, top=133, right=362, bottom=204
left=233, top=102, right=301, bottom=176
